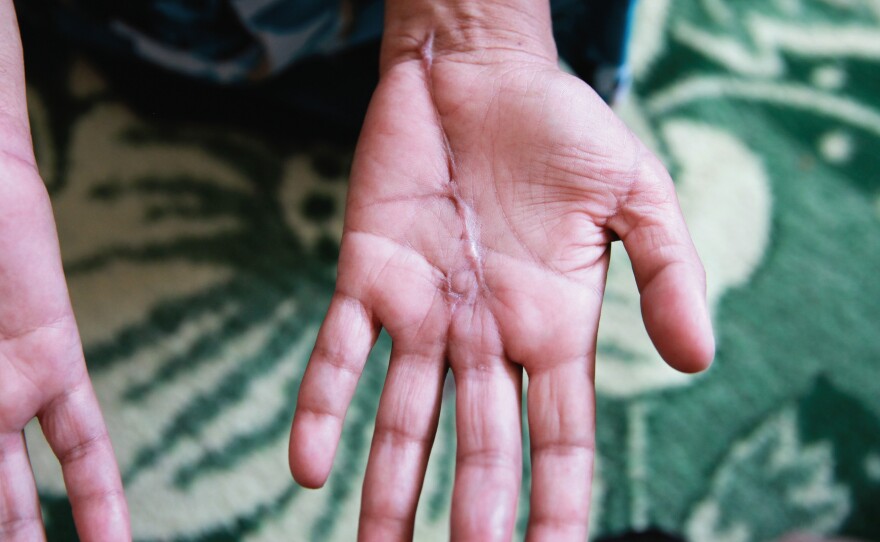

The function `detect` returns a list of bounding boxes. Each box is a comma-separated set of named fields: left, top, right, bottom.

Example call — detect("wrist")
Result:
left=381, top=0, right=557, bottom=72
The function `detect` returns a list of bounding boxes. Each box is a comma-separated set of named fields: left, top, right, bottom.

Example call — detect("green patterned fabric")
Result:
left=22, top=0, right=880, bottom=540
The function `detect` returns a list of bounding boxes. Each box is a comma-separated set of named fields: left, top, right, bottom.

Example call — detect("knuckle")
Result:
left=634, top=155, right=676, bottom=206
left=57, top=431, right=109, bottom=465
left=359, top=504, right=410, bottom=527
left=530, top=438, right=595, bottom=459
left=310, top=345, right=361, bottom=379
left=0, top=514, right=42, bottom=539
left=296, top=401, right=344, bottom=424
left=457, top=447, right=519, bottom=473
left=527, top=515, right=587, bottom=536
left=373, top=420, right=430, bottom=449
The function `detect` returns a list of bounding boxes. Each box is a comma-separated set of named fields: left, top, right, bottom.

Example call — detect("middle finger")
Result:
left=449, top=351, right=522, bottom=542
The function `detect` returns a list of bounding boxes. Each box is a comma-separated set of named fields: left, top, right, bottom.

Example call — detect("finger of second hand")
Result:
left=524, top=359, right=595, bottom=542
left=358, top=344, right=447, bottom=542
left=450, top=356, right=523, bottom=542
left=38, top=383, right=130, bottom=542
left=0, top=431, right=46, bottom=542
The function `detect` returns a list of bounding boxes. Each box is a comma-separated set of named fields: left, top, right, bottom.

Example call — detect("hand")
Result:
left=0, top=2, right=130, bottom=540
left=289, top=2, right=714, bottom=540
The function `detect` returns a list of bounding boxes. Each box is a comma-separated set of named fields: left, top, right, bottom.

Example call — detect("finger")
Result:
left=609, top=151, right=715, bottom=373
left=449, top=355, right=522, bottom=542
left=358, top=344, right=446, bottom=541
left=38, top=383, right=129, bottom=542
left=290, top=292, right=379, bottom=488
left=525, top=360, right=595, bottom=541
left=0, top=432, right=45, bottom=541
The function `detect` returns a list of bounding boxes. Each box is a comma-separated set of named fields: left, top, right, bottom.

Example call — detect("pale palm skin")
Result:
left=0, top=1, right=710, bottom=540
left=0, top=156, right=129, bottom=542
left=290, top=40, right=715, bottom=542
left=0, top=2, right=130, bottom=539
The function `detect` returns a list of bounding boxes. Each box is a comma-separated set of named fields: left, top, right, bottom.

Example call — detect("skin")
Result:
left=0, top=1, right=130, bottom=540
left=290, top=1, right=715, bottom=541
left=0, top=0, right=711, bottom=540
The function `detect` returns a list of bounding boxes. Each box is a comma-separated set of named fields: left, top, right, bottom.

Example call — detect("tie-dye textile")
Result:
left=15, top=0, right=637, bottom=102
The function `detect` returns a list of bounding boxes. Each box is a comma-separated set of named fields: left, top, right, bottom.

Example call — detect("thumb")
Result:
left=608, top=150, right=715, bottom=374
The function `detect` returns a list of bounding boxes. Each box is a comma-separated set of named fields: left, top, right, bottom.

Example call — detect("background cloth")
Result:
left=15, top=0, right=636, bottom=102
left=16, top=0, right=880, bottom=540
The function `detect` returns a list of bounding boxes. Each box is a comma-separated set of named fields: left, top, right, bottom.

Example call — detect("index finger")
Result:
left=38, top=382, right=130, bottom=542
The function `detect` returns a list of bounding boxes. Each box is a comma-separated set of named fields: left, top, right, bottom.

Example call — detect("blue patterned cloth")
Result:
left=17, top=0, right=636, bottom=102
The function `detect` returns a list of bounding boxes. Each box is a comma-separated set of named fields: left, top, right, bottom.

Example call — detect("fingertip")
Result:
left=288, top=413, right=339, bottom=489
left=291, top=465, right=328, bottom=490
left=672, top=330, right=715, bottom=374
left=289, top=453, right=327, bottom=489
left=289, top=446, right=330, bottom=489
left=641, top=273, right=715, bottom=375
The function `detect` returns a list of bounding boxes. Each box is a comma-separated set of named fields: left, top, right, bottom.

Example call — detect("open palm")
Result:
left=1, top=3, right=129, bottom=536
left=290, top=52, right=714, bottom=541
left=0, top=157, right=129, bottom=541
